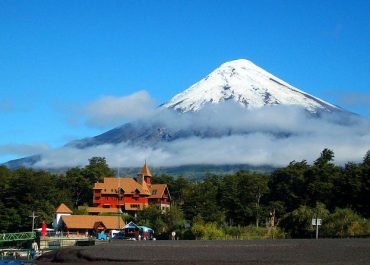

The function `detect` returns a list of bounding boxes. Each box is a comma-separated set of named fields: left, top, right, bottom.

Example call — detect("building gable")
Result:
left=55, top=203, right=73, bottom=214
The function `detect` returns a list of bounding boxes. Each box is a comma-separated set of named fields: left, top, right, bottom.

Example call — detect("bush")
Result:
left=191, top=222, right=224, bottom=240
left=322, top=208, right=368, bottom=238
left=223, top=225, right=285, bottom=239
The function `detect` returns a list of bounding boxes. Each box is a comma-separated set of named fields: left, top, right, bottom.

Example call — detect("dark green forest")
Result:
left=0, top=150, right=369, bottom=239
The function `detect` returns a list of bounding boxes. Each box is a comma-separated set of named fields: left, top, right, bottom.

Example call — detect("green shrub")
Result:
left=322, top=208, right=368, bottom=238
left=191, top=222, right=224, bottom=240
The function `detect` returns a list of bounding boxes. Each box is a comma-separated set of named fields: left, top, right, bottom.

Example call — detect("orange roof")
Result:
left=139, top=162, right=152, bottom=177
left=55, top=203, right=73, bottom=214
left=93, top=177, right=151, bottom=195
left=61, top=215, right=125, bottom=230
left=149, top=184, right=170, bottom=199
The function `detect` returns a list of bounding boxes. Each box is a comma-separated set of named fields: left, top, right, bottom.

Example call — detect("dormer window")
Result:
left=133, top=188, right=140, bottom=197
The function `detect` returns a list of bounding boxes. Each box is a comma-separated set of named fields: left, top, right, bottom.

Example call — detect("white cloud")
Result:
left=83, top=90, right=157, bottom=128
left=34, top=102, right=370, bottom=169
left=34, top=144, right=168, bottom=168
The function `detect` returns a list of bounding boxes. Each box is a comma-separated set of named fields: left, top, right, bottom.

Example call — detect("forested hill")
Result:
left=0, top=149, right=369, bottom=239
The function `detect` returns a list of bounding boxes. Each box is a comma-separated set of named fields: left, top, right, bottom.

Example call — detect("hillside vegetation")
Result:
left=0, top=150, right=369, bottom=239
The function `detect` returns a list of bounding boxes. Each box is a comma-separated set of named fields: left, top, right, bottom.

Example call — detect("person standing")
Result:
left=31, top=240, right=38, bottom=259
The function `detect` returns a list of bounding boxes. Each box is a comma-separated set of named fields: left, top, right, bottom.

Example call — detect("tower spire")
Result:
left=138, top=161, right=152, bottom=186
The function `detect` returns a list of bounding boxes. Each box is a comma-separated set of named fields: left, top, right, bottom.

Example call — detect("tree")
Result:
left=219, top=174, right=240, bottom=225
left=196, top=175, right=225, bottom=224
left=180, top=175, right=225, bottom=224
left=61, top=157, right=115, bottom=206
left=0, top=168, right=66, bottom=231
left=136, top=206, right=166, bottom=234
left=335, top=162, right=362, bottom=210
left=63, top=167, right=91, bottom=206
left=281, top=203, right=329, bottom=238
left=314, top=148, right=334, bottom=167
left=172, top=176, right=192, bottom=205
left=82, top=157, right=115, bottom=184
left=359, top=151, right=370, bottom=217
left=305, top=149, right=341, bottom=209
left=221, top=171, right=269, bottom=227
left=248, top=173, right=269, bottom=228
left=152, top=175, right=191, bottom=206
left=268, top=160, right=308, bottom=213
left=164, top=204, right=185, bottom=232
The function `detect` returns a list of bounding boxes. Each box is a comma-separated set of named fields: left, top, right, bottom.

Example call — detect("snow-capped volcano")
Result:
left=5, top=59, right=355, bottom=171
left=163, top=59, right=340, bottom=113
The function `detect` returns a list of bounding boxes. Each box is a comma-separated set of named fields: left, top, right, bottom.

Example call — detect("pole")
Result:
left=29, top=211, right=38, bottom=232
left=316, top=220, right=319, bottom=239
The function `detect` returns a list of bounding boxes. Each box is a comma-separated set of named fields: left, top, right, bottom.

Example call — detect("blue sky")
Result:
left=1, top=0, right=370, bottom=163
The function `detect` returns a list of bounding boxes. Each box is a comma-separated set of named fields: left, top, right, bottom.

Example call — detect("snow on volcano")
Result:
left=163, top=59, right=340, bottom=113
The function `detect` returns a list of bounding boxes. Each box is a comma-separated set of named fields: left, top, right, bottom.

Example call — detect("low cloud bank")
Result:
left=35, top=102, right=370, bottom=169
left=84, top=90, right=156, bottom=128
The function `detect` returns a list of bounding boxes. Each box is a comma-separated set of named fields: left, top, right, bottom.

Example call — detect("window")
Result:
left=94, top=196, right=100, bottom=200
left=152, top=189, right=157, bottom=195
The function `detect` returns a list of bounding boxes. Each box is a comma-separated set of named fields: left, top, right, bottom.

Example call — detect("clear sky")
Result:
left=1, top=0, right=370, bottom=163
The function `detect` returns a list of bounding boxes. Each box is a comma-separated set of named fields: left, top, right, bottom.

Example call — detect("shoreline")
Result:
left=36, top=238, right=370, bottom=265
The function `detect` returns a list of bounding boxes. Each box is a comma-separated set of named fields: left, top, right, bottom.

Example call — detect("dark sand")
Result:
left=36, top=239, right=370, bottom=265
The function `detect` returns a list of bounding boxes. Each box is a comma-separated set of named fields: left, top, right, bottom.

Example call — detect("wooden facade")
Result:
left=92, top=163, right=171, bottom=213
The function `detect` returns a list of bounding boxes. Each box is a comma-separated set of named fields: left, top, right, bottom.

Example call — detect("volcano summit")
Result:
left=163, top=59, right=341, bottom=113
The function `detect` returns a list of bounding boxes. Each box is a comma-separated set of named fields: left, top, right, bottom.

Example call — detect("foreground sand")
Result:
left=37, top=239, right=370, bottom=265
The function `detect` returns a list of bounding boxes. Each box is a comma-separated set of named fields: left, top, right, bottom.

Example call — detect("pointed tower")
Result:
left=138, top=161, right=152, bottom=186
left=53, top=203, right=73, bottom=229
